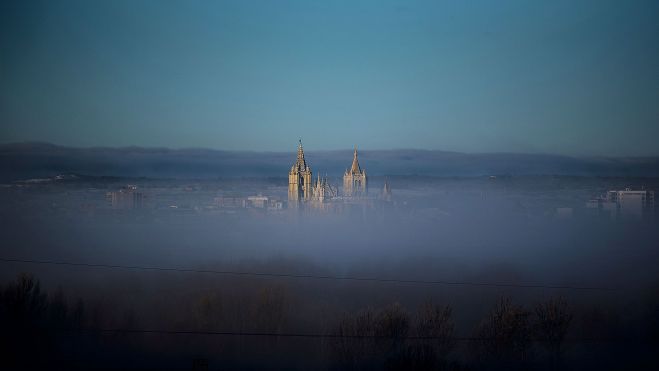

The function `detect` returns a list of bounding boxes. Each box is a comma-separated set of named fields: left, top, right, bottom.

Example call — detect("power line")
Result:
left=53, top=327, right=642, bottom=343
left=73, top=327, right=456, bottom=339
left=0, top=257, right=616, bottom=291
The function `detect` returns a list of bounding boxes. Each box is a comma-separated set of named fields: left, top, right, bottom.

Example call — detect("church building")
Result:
left=288, top=142, right=370, bottom=209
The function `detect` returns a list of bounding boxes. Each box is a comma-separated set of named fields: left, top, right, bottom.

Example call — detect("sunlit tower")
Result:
left=288, top=140, right=313, bottom=206
left=343, top=146, right=367, bottom=197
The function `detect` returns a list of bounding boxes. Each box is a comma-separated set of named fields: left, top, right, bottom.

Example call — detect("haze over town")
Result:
left=1, top=1, right=659, bottom=370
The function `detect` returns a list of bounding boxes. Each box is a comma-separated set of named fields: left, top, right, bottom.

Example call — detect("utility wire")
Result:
left=51, top=327, right=644, bottom=343
left=0, top=257, right=616, bottom=291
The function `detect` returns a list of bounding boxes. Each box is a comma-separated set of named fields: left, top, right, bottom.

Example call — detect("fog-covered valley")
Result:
left=1, top=175, right=658, bottom=370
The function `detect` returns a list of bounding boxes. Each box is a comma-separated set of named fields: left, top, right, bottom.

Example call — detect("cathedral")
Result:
left=288, top=141, right=368, bottom=208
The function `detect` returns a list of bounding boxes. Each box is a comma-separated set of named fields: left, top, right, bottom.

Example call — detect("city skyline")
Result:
left=2, top=1, right=659, bottom=156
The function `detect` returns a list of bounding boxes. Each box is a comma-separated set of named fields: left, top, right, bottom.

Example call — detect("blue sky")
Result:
left=1, top=0, right=658, bottom=155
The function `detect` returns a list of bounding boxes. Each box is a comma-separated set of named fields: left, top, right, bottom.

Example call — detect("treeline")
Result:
left=0, top=273, right=86, bottom=369
left=329, top=297, right=570, bottom=370
left=1, top=273, right=657, bottom=370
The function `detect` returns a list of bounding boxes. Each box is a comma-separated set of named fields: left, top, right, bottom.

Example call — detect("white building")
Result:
left=106, top=185, right=144, bottom=210
left=606, top=188, right=655, bottom=219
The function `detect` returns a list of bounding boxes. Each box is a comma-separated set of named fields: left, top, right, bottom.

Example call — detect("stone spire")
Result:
left=343, top=145, right=367, bottom=197
left=382, top=179, right=392, bottom=202
left=294, top=139, right=308, bottom=171
left=349, top=145, right=361, bottom=174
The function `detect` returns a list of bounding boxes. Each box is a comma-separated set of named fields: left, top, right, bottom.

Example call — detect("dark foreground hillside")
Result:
left=1, top=271, right=658, bottom=370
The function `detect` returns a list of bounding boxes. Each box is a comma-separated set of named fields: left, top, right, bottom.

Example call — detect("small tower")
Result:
left=312, top=173, right=337, bottom=203
left=343, top=146, right=367, bottom=197
left=311, top=173, right=337, bottom=211
left=288, top=140, right=313, bottom=205
left=381, top=179, right=392, bottom=202
left=313, top=174, right=326, bottom=202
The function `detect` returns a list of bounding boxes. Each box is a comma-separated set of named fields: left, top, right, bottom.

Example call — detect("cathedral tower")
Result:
left=343, top=146, right=367, bottom=197
left=288, top=140, right=313, bottom=205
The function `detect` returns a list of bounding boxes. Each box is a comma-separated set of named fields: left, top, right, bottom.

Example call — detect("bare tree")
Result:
left=330, top=303, right=411, bottom=370
left=332, top=302, right=456, bottom=370
left=331, top=308, right=378, bottom=370
left=472, top=297, right=531, bottom=368
left=415, top=301, right=455, bottom=360
left=534, top=297, right=572, bottom=365
left=1, top=273, right=47, bottom=325
left=375, top=303, right=410, bottom=350
left=254, top=285, right=288, bottom=333
left=47, top=288, right=69, bottom=329
left=390, top=301, right=456, bottom=370
left=0, top=274, right=49, bottom=368
left=193, top=292, right=223, bottom=330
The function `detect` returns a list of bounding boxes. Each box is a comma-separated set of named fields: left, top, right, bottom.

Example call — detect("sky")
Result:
left=1, top=0, right=658, bottom=156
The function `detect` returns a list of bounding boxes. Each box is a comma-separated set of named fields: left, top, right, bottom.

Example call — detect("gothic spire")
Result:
left=349, top=145, right=361, bottom=174
left=295, top=139, right=308, bottom=170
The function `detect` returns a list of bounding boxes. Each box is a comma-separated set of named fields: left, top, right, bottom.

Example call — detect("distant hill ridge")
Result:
left=1, top=142, right=658, bottom=181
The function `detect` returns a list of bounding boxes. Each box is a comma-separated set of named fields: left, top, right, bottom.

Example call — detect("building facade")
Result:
left=606, top=188, right=655, bottom=219
left=106, top=185, right=144, bottom=210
